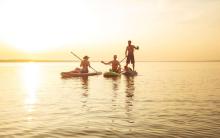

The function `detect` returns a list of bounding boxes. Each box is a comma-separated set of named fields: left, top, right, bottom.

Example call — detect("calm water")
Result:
left=0, top=62, right=220, bottom=138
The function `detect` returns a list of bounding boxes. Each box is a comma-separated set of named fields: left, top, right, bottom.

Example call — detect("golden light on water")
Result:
left=21, top=63, right=41, bottom=112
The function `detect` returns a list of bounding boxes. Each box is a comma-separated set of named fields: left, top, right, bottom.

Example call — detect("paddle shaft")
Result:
left=70, top=52, right=98, bottom=72
left=71, top=52, right=83, bottom=61
left=120, top=56, right=126, bottom=63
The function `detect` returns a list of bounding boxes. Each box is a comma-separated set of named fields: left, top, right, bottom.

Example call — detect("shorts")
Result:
left=126, top=54, right=135, bottom=64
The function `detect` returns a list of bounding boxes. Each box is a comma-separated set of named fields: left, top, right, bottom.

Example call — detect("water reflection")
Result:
left=81, top=76, right=89, bottom=97
left=104, top=77, right=121, bottom=107
left=110, top=77, right=120, bottom=108
left=125, top=76, right=135, bottom=98
left=21, top=63, right=40, bottom=109
left=105, top=77, right=121, bottom=129
left=79, top=76, right=89, bottom=111
left=124, top=76, right=135, bottom=123
left=104, top=77, right=120, bottom=92
left=20, top=63, right=41, bottom=125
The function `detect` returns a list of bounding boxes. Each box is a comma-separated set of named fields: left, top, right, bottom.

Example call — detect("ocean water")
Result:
left=0, top=62, right=220, bottom=138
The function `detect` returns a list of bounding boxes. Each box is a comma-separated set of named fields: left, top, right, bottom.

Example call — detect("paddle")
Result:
left=120, top=56, right=126, bottom=63
left=70, top=51, right=99, bottom=73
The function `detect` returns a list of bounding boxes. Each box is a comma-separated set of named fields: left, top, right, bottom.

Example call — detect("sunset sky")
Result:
left=0, top=0, right=220, bottom=61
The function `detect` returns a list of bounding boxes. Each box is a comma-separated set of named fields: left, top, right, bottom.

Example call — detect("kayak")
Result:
left=61, top=71, right=102, bottom=78
left=122, top=71, right=138, bottom=76
left=103, top=71, right=121, bottom=77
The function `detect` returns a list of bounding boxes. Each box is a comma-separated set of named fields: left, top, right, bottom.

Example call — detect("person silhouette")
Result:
left=125, top=40, right=139, bottom=71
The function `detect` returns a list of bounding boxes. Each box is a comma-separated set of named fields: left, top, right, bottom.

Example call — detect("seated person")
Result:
left=101, top=55, right=121, bottom=73
left=71, top=56, right=91, bottom=73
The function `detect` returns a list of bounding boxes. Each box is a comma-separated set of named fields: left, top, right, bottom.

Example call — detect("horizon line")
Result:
left=0, top=59, right=220, bottom=62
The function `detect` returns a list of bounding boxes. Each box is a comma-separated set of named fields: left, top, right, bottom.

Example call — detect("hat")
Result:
left=83, top=56, right=89, bottom=59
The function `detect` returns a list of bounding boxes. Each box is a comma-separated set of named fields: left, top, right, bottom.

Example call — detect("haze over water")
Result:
left=1, top=0, right=220, bottom=61
left=0, top=62, right=220, bottom=138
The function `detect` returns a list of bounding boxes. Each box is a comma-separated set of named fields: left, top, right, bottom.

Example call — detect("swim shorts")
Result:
left=126, top=54, right=135, bottom=64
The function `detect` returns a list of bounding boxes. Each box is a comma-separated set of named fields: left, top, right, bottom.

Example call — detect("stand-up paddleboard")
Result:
left=103, top=71, right=121, bottom=77
left=61, top=71, right=102, bottom=78
left=122, top=71, right=138, bottom=76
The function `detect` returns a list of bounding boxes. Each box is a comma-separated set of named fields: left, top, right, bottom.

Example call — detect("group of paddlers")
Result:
left=71, top=40, right=139, bottom=73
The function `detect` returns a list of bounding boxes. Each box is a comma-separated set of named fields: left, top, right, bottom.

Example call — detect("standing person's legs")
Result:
left=126, top=56, right=130, bottom=67
left=126, top=63, right=128, bottom=67
left=131, top=55, right=135, bottom=71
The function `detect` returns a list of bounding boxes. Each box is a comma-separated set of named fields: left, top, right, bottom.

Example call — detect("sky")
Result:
left=0, top=0, right=220, bottom=61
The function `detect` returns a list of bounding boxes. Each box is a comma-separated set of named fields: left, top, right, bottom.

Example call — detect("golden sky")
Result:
left=0, top=0, right=220, bottom=61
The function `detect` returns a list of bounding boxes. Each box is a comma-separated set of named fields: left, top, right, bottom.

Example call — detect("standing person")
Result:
left=101, top=55, right=121, bottom=73
left=125, top=40, right=139, bottom=71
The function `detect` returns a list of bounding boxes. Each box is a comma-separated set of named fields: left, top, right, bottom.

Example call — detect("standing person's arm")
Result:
left=133, top=45, right=139, bottom=50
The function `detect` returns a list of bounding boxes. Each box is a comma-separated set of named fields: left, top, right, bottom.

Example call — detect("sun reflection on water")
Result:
left=21, top=63, right=41, bottom=112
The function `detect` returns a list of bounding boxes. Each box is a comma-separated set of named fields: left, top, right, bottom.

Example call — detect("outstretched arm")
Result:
left=101, top=61, right=112, bottom=65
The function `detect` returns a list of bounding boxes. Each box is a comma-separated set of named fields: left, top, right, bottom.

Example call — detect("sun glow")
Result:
left=13, top=34, right=54, bottom=53
left=0, top=0, right=220, bottom=60
left=0, top=0, right=133, bottom=54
